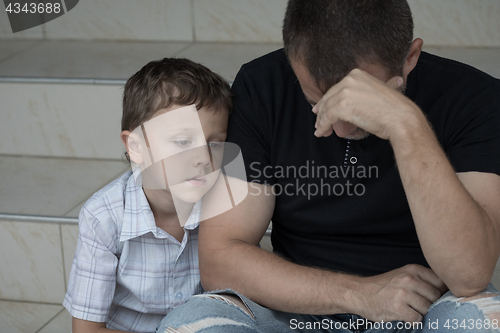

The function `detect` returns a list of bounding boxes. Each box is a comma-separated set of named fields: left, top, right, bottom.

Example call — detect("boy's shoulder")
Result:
left=79, top=171, right=133, bottom=230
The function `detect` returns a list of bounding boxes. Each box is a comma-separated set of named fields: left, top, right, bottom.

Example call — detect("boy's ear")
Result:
left=121, top=130, right=144, bottom=165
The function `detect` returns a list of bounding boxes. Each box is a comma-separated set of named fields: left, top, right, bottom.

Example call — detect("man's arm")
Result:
left=391, top=123, right=500, bottom=296
left=313, top=68, right=500, bottom=297
left=200, top=179, right=446, bottom=322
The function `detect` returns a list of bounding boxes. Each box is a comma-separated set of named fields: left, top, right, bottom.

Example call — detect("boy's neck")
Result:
left=142, top=188, right=193, bottom=242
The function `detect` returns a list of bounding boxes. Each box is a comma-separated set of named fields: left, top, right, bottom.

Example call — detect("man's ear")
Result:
left=402, top=38, right=423, bottom=81
left=121, top=130, right=144, bottom=165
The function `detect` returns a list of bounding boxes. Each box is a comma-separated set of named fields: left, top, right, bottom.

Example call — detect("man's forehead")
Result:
left=290, top=59, right=324, bottom=105
left=291, top=58, right=393, bottom=104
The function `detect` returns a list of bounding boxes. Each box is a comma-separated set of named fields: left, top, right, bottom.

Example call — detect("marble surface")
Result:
left=65, top=200, right=86, bottom=218
left=494, top=264, right=500, bottom=290
left=0, top=42, right=498, bottom=161
left=409, top=0, right=500, bottom=47
left=0, top=40, right=282, bottom=82
left=193, top=0, right=287, bottom=42
left=1, top=0, right=500, bottom=47
left=0, top=40, right=41, bottom=63
left=0, top=301, right=64, bottom=333
left=259, top=234, right=273, bottom=253
left=1, top=40, right=498, bottom=83
left=0, top=8, right=44, bottom=40
left=176, top=42, right=283, bottom=82
left=0, top=155, right=128, bottom=215
left=38, top=307, right=72, bottom=333
left=0, top=82, right=124, bottom=159
left=43, top=0, right=192, bottom=41
left=424, top=47, right=500, bottom=79
left=0, top=40, right=190, bottom=79
left=0, top=221, right=65, bottom=303
left=61, top=224, right=79, bottom=285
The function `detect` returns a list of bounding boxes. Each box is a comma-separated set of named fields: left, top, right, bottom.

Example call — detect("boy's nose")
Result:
left=192, top=145, right=213, bottom=170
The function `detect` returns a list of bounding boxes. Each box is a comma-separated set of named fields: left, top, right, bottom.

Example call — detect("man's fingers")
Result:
left=408, top=293, right=433, bottom=316
left=398, top=307, right=423, bottom=324
left=386, top=76, right=404, bottom=90
left=314, top=105, right=336, bottom=137
left=414, top=282, right=443, bottom=305
left=314, top=96, right=343, bottom=137
left=322, top=127, right=334, bottom=137
left=416, top=266, right=447, bottom=294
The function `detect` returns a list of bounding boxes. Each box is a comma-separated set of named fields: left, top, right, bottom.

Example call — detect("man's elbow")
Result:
left=447, top=272, right=493, bottom=297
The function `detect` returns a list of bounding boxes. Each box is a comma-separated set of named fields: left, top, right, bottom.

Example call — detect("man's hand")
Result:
left=312, top=68, right=422, bottom=140
left=357, top=264, right=448, bottom=323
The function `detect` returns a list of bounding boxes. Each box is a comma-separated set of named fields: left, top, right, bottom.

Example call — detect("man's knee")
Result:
left=426, top=287, right=500, bottom=331
left=156, top=292, right=256, bottom=333
left=162, top=318, right=253, bottom=333
left=196, top=294, right=254, bottom=318
left=458, top=292, right=500, bottom=322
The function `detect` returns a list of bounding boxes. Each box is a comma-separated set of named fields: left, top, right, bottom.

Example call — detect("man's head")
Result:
left=283, top=0, right=415, bottom=93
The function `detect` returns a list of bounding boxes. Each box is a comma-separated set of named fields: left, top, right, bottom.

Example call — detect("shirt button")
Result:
left=350, top=156, right=358, bottom=164
left=175, top=292, right=183, bottom=299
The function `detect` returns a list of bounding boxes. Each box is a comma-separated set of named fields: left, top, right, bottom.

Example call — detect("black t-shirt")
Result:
left=226, top=49, right=500, bottom=276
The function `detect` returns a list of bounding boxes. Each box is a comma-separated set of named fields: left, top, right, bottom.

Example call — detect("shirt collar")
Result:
left=120, top=173, right=158, bottom=242
left=120, top=173, right=202, bottom=242
left=183, top=200, right=202, bottom=230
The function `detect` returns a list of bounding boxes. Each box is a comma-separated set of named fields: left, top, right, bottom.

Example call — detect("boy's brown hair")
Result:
left=121, top=58, right=232, bottom=162
left=122, top=57, right=232, bottom=132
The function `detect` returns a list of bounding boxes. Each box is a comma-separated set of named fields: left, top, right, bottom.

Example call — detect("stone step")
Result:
left=1, top=0, right=499, bottom=47
left=0, top=40, right=498, bottom=160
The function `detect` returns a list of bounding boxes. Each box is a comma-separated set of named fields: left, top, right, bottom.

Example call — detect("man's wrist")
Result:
left=333, top=274, right=366, bottom=315
left=388, top=105, right=434, bottom=151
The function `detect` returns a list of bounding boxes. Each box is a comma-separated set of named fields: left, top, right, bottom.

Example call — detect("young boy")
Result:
left=63, top=58, right=232, bottom=333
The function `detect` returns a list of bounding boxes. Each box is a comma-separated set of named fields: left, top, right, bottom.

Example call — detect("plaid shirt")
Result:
left=63, top=171, right=203, bottom=332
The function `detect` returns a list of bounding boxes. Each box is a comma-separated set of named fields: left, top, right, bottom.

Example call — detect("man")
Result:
left=157, top=1, right=500, bottom=332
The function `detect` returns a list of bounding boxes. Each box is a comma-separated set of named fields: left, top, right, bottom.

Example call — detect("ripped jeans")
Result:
left=156, top=284, right=500, bottom=333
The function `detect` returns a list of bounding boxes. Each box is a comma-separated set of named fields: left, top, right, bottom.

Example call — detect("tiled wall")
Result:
left=192, top=0, right=287, bottom=42
left=409, top=0, right=500, bottom=47
left=1, top=0, right=499, bottom=46
left=0, top=220, right=78, bottom=303
left=0, top=82, right=123, bottom=159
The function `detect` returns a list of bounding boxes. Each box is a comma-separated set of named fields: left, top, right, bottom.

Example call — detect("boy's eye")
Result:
left=208, top=142, right=223, bottom=149
left=175, top=140, right=191, bottom=146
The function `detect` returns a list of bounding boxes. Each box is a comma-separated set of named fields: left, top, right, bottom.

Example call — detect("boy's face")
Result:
left=128, top=104, right=228, bottom=203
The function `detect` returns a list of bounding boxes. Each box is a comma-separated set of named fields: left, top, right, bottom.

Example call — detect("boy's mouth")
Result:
left=186, top=175, right=207, bottom=187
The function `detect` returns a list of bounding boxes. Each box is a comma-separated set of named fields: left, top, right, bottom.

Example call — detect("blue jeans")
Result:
left=157, top=284, right=500, bottom=332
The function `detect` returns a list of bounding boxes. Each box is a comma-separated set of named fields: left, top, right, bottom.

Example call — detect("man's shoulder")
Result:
left=414, top=51, right=499, bottom=88
left=408, top=51, right=500, bottom=109
left=236, top=48, right=292, bottom=80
